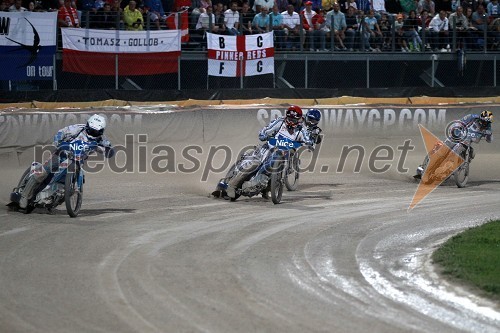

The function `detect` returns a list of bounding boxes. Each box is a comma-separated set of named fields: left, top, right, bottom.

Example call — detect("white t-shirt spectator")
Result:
left=253, top=0, right=276, bottom=12
left=281, top=10, right=300, bottom=29
left=224, top=8, right=240, bottom=29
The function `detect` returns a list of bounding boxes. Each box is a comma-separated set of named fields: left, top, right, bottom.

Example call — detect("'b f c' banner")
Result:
left=207, top=32, right=274, bottom=77
left=0, top=12, right=58, bottom=80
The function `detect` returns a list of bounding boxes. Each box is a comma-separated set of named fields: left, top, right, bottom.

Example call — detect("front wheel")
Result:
left=270, top=160, right=284, bottom=204
left=454, top=162, right=469, bottom=188
left=284, top=154, right=300, bottom=191
left=65, top=171, right=82, bottom=217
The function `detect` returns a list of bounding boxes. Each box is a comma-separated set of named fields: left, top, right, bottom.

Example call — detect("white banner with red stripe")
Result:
left=207, top=32, right=274, bottom=77
left=61, top=28, right=181, bottom=75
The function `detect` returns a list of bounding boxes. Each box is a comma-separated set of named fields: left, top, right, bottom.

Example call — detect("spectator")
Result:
left=224, top=1, right=240, bottom=34
left=326, top=2, right=347, bottom=50
left=289, top=0, right=302, bottom=12
left=144, top=0, right=166, bottom=26
left=301, top=1, right=317, bottom=50
left=281, top=4, right=301, bottom=49
left=417, top=0, right=435, bottom=16
left=241, top=2, right=255, bottom=34
left=312, top=8, right=328, bottom=50
left=94, top=0, right=105, bottom=9
left=124, top=0, right=144, bottom=29
left=379, top=12, right=392, bottom=49
left=403, top=9, right=423, bottom=50
left=196, top=4, right=217, bottom=31
left=93, top=3, right=117, bottom=29
left=252, top=5, right=269, bottom=32
left=81, top=0, right=96, bottom=10
left=323, top=0, right=334, bottom=11
left=356, top=0, right=369, bottom=13
left=58, top=0, right=80, bottom=27
left=471, top=4, right=488, bottom=48
left=385, top=0, right=401, bottom=14
left=362, top=9, right=382, bottom=50
left=449, top=6, right=472, bottom=49
left=253, top=0, right=275, bottom=12
left=213, top=2, right=226, bottom=33
left=489, top=16, right=500, bottom=49
left=428, top=10, right=449, bottom=51
left=371, top=0, right=386, bottom=19
left=435, top=0, right=452, bottom=12
left=343, top=0, right=356, bottom=12
left=418, top=9, right=432, bottom=48
left=400, top=0, right=417, bottom=14
left=270, top=4, right=286, bottom=48
left=395, top=13, right=410, bottom=50
left=9, top=0, right=26, bottom=11
left=461, top=0, right=476, bottom=12
left=275, top=0, right=289, bottom=12
left=488, top=0, right=500, bottom=19
left=344, top=5, right=358, bottom=50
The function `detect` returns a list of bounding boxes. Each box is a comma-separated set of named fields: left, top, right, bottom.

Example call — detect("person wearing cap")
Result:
left=301, top=1, right=318, bottom=50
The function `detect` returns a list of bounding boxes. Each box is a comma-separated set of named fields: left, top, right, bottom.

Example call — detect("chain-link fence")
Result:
left=1, top=53, right=499, bottom=91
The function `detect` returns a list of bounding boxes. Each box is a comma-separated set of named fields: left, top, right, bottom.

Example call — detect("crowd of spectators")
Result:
left=2, top=0, right=499, bottom=51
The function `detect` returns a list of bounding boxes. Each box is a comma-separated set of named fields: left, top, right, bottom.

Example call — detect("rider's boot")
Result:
left=19, top=164, right=47, bottom=209
left=225, top=184, right=236, bottom=199
left=19, top=176, right=42, bottom=209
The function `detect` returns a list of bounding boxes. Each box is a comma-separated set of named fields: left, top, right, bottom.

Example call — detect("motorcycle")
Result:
left=9, top=140, right=99, bottom=217
left=415, top=141, right=474, bottom=188
left=212, top=137, right=302, bottom=204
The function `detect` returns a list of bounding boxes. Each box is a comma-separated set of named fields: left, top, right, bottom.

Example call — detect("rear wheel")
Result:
left=270, top=160, right=284, bottom=204
left=65, top=171, right=82, bottom=217
left=284, top=154, right=300, bottom=191
left=454, top=162, right=469, bottom=188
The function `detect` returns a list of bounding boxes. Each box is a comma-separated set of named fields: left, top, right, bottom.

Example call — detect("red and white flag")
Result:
left=166, top=10, right=189, bottom=42
left=61, top=28, right=181, bottom=76
left=207, top=32, right=274, bottom=77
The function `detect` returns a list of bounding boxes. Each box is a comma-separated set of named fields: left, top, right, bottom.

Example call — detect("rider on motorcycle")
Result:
left=304, top=108, right=323, bottom=147
left=19, top=114, right=115, bottom=209
left=225, top=105, right=313, bottom=199
left=416, top=110, right=493, bottom=181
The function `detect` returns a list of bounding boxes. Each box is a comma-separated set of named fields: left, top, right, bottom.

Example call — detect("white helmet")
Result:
left=85, top=114, right=106, bottom=139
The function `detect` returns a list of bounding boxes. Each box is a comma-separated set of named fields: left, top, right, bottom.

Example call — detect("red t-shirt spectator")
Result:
left=58, top=0, right=80, bottom=27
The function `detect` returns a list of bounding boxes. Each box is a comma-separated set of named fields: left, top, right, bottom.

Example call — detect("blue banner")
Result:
left=0, top=12, right=57, bottom=81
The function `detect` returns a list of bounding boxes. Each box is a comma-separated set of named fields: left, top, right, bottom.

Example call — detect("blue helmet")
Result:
left=305, top=109, right=321, bottom=128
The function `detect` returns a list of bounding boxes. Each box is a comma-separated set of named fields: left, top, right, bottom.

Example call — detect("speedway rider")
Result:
left=225, top=105, right=313, bottom=199
left=19, top=114, right=115, bottom=209
left=416, top=110, right=493, bottom=180
left=304, top=108, right=323, bottom=147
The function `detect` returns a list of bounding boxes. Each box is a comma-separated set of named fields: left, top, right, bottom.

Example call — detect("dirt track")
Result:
left=0, top=107, right=499, bottom=332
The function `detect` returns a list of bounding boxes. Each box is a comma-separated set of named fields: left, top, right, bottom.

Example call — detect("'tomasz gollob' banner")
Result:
left=207, top=32, right=274, bottom=77
left=61, top=28, right=181, bottom=76
left=0, top=12, right=57, bottom=80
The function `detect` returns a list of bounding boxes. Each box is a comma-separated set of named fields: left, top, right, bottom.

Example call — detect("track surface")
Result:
left=1, top=127, right=500, bottom=332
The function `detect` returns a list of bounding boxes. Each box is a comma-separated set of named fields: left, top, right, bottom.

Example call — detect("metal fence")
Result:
left=1, top=52, right=498, bottom=91
left=2, top=9, right=500, bottom=91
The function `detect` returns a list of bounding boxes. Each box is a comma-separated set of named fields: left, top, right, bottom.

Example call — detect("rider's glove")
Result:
left=258, top=133, right=268, bottom=141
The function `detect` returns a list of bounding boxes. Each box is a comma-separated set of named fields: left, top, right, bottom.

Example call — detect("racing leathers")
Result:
left=225, top=117, right=313, bottom=198
left=418, top=114, right=492, bottom=181
left=305, top=122, right=322, bottom=147
left=20, top=124, right=114, bottom=208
